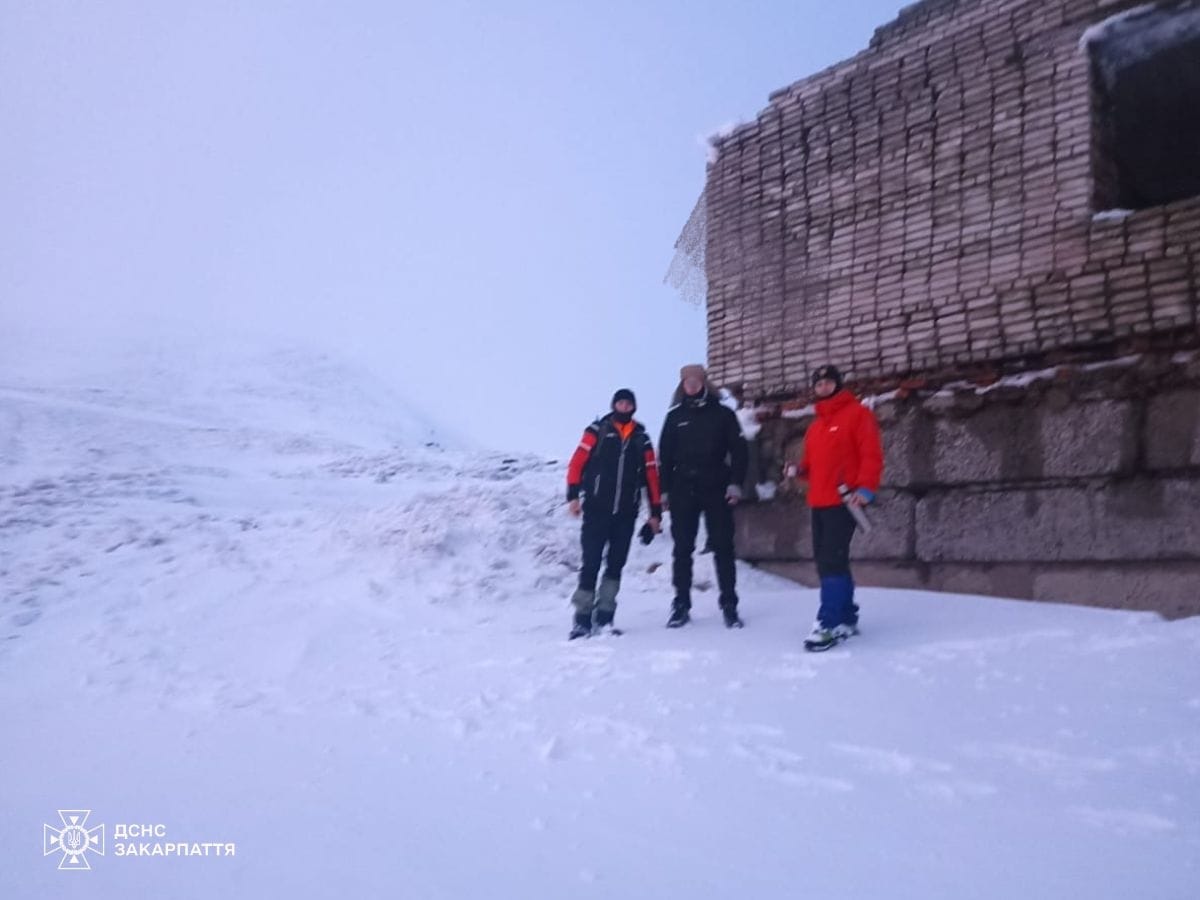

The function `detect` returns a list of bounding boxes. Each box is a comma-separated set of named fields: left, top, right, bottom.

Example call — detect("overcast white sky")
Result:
left=2, top=0, right=903, bottom=456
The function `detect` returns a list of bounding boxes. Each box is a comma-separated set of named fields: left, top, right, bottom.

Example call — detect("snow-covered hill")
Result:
left=2, top=341, right=1198, bottom=899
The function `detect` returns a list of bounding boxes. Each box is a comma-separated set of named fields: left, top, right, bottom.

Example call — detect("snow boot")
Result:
left=803, top=622, right=856, bottom=652
left=719, top=594, right=743, bottom=629
left=592, top=604, right=623, bottom=637
left=666, top=602, right=690, bottom=628
left=803, top=623, right=838, bottom=652
left=569, top=588, right=595, bottom=640
left=569, top=611, right=592, bottom=640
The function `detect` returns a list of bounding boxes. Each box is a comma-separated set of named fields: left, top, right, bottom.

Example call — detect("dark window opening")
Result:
left=1088, top=3, right=1200, bottom=211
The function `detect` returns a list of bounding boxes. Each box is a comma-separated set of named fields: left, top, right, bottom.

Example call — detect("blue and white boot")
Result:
left=803, top=621, right=839, bottom=652
left=803, top=620, right=857, bottom=652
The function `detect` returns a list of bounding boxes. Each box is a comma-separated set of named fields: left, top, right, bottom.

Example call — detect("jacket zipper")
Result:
left=613, top=436, right=629, bottom=514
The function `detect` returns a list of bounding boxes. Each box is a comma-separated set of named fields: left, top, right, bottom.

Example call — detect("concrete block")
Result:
left=1145, top=388, right=1200, bottom=470
left=877, top=405, right=931, bottom=488
left=735, top=497, right=808, bottom=560
left=919, top=398, right=1134, bottom=484
left=927, top=403, right=1032, bottom=483
left=1039, top=400, right=1139, bottom=478
left=1032, top=563, right=1200, bottom=619
left=915, top=478, right=1200, bottom=562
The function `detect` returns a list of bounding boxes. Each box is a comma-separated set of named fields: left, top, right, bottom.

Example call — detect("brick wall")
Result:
left=705, top=0, right=1200, bottom=395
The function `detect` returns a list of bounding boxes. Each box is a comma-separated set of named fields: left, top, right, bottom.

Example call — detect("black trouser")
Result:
left=670, top=484, right=737, bottom=609
left=579, top=509, right=638, bottom=591
left=812, top=505, right=856, bottom=577
left=811, top=505, right=859, bottom=627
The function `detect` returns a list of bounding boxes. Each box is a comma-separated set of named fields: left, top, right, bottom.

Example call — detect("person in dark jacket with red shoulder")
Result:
left=789, top=365, right=883, bottom=651
left=565, top=389, right=663, bottom=639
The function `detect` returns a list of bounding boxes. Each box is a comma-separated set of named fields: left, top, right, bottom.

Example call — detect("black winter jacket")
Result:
left=658, top=393, right=748, bottom=496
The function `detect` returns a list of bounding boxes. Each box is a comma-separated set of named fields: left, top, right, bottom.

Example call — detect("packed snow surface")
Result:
left=2, top=340, right=1198, bottom=898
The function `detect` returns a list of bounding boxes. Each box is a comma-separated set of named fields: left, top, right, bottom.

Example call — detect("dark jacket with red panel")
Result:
left=567, top=415, right=663, bottom=519
left=799, top=390, right=883, bottom=508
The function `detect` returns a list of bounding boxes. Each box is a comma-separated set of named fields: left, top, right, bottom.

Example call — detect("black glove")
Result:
left=638, top=522, right=656, bottom=546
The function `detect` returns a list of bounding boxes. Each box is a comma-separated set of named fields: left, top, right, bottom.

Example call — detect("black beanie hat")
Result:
left=611, top=388, right=636, bottom=410
left=811, top=365, right=844, bottom=390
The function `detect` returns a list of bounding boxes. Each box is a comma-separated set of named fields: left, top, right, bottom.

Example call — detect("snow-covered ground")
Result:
left=2, top=341, right=1198, bottom=899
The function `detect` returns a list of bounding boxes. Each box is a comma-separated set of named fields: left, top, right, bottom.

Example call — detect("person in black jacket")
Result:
left=659, top=364, right=748, bottom=629
left=565, top=389, right=663, bottom=639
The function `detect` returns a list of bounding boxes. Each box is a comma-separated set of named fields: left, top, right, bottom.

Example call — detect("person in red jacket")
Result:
left=790, top=364, right=883, bottom=651
left=565, top=389, right=663, bottom=639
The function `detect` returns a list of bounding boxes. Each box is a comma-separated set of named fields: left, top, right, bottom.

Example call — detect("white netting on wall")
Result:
left=664, top=189, right=707, bottom=306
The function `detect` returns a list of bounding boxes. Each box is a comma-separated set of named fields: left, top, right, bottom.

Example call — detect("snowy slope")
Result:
left=1, top=343, right=1199, bottom=899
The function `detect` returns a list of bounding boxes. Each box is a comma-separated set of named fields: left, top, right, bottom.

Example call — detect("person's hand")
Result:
left=848, top=488, right=874, bottom=508
left=568, top=498, right=582, bottom=517
left=647, top=516, right=662, bottom=534
left=725, top=484, right=742, bottom=506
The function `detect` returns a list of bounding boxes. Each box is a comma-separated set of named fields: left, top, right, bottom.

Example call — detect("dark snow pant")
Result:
left=811, top=505, right=859, bottom=629
left=670, top=484, right=738, bottom=610
left=577, top=510, right=637, bottom=613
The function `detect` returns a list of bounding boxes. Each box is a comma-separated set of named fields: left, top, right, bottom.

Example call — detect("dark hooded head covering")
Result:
left=611, top=388, right=636, bottom=423
left=811, top=364, right=844, bottom=392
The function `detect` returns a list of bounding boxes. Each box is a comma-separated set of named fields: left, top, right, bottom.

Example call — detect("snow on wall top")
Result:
left=1080, top=2, right=1200, bottom=87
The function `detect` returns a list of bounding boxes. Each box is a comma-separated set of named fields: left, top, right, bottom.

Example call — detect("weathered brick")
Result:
left=701, top=0, right=1200, bottom=394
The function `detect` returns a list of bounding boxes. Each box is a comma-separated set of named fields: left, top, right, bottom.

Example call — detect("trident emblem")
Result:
left=44, top=810, right=105, bottom=870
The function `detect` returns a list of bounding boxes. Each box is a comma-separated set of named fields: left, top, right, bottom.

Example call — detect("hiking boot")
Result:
left=592, top=606, right=623, bottom=636
left=804, top=621, right=857, bottom=651
left=568, top=612, right=592, bottom=640
left=803, top=622, right=839, bottom=652
left=666, top=604, right=690, bottom=628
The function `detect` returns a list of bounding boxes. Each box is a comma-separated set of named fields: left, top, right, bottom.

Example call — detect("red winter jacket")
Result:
left=798, top=390, right=883, bottom=508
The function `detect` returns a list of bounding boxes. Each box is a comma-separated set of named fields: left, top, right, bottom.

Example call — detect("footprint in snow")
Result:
left=731, top=740, right=854, bottom=793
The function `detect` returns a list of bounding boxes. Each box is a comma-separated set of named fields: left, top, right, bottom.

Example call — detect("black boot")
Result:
left=666, top=602, right=690, bottom=628
left=568, top=611, right=592, bottom=640
left=593, top=607, right=622, bottom=636
left=721, top=605, right=744, bottom=629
